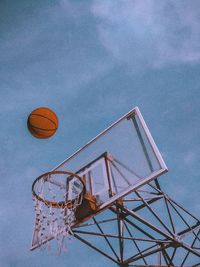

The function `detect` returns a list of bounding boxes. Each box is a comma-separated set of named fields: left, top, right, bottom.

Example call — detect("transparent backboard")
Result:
left=31, top=106, right=168, bottom=250
left=55, top=106, right=167, bottom=209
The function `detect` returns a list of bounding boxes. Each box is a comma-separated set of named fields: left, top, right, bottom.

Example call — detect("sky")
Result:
left=0, top=0, right=200, bottom=266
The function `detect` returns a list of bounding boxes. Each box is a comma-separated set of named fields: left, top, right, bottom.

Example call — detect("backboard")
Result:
left=31, top=106, right=168, bottom=250
left=55, top=106, right=167, bottom=210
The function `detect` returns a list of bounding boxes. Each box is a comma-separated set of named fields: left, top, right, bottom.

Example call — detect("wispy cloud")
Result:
left=91, top=0, right=200, bottom=70
left=0, top=1, right=114, bottom=113
left=0, top=2, right=200, bottom=266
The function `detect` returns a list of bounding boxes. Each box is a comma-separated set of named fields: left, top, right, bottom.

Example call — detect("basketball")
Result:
left=27, top=107, right=58, bottom=139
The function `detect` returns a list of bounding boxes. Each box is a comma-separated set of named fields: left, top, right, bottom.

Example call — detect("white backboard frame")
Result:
left=31, top=106, right=168, bottom=250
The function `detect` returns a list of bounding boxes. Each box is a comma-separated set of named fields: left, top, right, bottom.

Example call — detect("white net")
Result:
left=32, top=171, right=84, bottom=253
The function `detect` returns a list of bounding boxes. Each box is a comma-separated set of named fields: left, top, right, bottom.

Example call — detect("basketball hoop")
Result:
left=32, top=171, right=85, bottom=253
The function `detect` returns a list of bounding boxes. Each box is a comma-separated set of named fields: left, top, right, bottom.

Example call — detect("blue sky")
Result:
left=0, top=0, right=200, bottom=266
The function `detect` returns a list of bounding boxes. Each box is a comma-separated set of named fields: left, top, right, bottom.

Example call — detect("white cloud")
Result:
left=91, top=0, right=200, bottom=69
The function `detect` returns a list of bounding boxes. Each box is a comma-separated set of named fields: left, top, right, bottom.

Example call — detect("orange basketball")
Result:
left=27, top=107, right=58, bottom=139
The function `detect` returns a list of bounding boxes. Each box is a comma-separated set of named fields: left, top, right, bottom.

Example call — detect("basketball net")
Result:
left=32, top=171, right=85, bottom=254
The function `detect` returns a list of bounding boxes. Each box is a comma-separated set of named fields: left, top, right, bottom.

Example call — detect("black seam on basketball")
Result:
left=28, top=114, right=58, bottom=128
left=27, top=123, right=55, bottom=138
left=29, top=125, right=56, bottom=131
